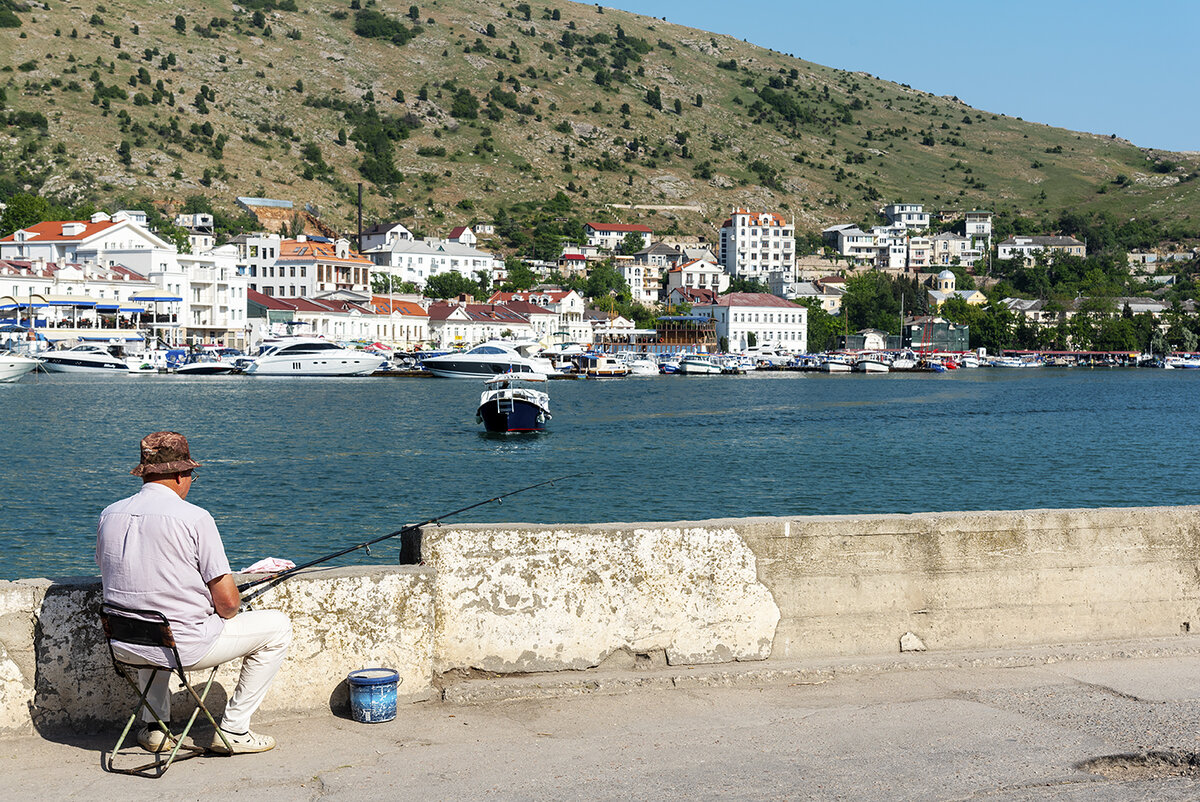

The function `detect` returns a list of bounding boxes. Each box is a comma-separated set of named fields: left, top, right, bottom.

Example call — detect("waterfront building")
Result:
left=240, top=235, right=371, bottom=298
left=246, top=289, right=383, bottom=343
left=718, top=209, right=795, bottom=282
left=486, top=289, right=590, bottom=343
left=177, top=244, right=250, bottom=347
left=370, top=295, right=431, bottom=349
left=584, top=222, right=654, bottom=252
left=426, top=299, right=535, bottom=348
left=903, top=315, right=970, bottom=351
left=0, top=258, right=156, bottom=343
left=998, top=235, right=1086, bottom=265
left=694, top=292, right=808, bottom=353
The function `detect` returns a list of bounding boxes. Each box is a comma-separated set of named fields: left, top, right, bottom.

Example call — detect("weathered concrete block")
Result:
left=0, top=567, right=435, bottom=735
left=427, top=523, right=782, bottom=673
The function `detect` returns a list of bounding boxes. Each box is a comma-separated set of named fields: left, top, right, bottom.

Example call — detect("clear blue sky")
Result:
left=610, top=0, right=1198, bottom=153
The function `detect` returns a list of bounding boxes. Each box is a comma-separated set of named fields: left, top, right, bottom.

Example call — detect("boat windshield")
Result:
left=271, top=341, right=342, bottom=355
left=466, top=345, right=511, bottom=355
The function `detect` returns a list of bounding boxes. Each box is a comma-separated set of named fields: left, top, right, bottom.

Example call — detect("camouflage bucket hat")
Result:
left=130, top=431, right=202, bottom=477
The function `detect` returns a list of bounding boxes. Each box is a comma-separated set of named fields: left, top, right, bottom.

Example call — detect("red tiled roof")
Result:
left=712, top=292, right=798, bottom=308
left=585, top=222, right=653, bottom=234
left=278, top=239, right=372, bottom=265
left=448, top=226, right=469, bottom=238
left=371, top=296, right=428, bottom=316
left=560, top=254, right=586, bottom=261
left=0, top=219, right=120, bottom=243
left=672, top=287, right=717, bottom=304
left=502, top=299, right=556, bottom=316
left=428, top=301, right=530, bottom=324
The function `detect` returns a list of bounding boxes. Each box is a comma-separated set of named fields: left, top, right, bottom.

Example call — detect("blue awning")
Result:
left=131, top=295, right=183, bottom=302
left=80, top=335, right=144, bottom=342
left=95, top=303, right=120, bottom=311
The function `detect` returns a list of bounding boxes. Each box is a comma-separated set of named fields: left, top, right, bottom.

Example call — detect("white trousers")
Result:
left=120, top=610, right=292, bottom=734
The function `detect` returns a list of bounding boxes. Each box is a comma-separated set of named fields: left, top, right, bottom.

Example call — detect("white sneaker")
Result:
left=209, top=726, right=275, bottom=754
left=137, top=723, right=177, bottom=753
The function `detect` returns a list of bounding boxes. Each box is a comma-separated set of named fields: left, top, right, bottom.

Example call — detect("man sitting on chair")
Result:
left=97, top=431, right=292, bottom=754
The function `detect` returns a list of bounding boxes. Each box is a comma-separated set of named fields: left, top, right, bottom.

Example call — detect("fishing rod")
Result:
left=237, top=472, right=587, bottom=603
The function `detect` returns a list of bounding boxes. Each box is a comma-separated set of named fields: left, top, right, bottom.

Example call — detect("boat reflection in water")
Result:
left=476, top=373, right=552, bottom=433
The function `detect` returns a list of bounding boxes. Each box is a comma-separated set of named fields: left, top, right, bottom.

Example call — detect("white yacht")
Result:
left=421, top=341, right=554, bottom=379
left=678, top=354, right=724, bottom=375
left=853, top=355, right=890, bottom=373
left=243, top=338, right=387, bottom=376
left=38, top=344, right=131, bottom=374
left=621, top=353, right=661, bottom=376
left=0, top=352, right=40, bottom=382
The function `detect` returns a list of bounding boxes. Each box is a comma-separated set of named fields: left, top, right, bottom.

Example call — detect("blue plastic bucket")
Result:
left=347, top=668, right=399, bottom=723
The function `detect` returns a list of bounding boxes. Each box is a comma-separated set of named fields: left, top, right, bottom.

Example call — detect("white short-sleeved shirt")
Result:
left=96, top=482, right=231, bottom=667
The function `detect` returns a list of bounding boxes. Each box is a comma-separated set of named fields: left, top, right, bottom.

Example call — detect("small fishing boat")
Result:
left=618, top=352, right=660, bottom=376
left=476, top=373, right=552, bottom=433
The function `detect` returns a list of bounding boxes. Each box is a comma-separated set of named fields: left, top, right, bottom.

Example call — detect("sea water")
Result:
left=2, top=368, right=1198, bottom=581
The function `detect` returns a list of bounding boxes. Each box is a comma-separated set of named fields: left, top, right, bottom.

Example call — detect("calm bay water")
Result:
left=1, top=368, right=1198, bottom=581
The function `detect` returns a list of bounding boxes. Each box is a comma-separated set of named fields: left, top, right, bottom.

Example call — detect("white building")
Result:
left=663, top=259, right=730, bottom=297
left=365, top=237, right=504, bottom=290
left=964, top=210, right=993, bottom=246
left=718, top=209, right=795, bottom=281
left=0, top=212, right=189, bottom=344
left=369, top=295, right=431, bottom=349
left=618, top=261, right=662, bottom=306
left=174, top=213, right=215, bottom=253
left=695, top=292, right=808, bottom=352
left=881, top=203, right=930, bottom=231
left=177, top=244, right=250, bottom=346
left=998, top=235, right=1086, bottom=265
left=247, top=290, right=384, bottom=344
left=359, top=222, right=414, bottom=253
left=930, top=232, right=981, bottom=266
left=426, top=300, right=535, bottom=348
left=584, top=222, right=653, bottom=252
left=486, top=289, right=590, bottom=344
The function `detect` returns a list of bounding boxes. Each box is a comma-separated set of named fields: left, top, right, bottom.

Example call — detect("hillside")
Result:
left=1, top=0, right=1198, bottom=244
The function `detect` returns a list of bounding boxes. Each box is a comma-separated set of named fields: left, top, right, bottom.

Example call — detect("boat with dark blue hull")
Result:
left=476, top=374, right=552, bottom=433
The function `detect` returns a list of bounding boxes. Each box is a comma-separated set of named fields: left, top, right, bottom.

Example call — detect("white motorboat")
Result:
left=38, top=344, right=131, bottom=374
left=1164, top=355, right=1200, bottom=369
left=0, top=352, right=40, bottom=382
left=421, top=341, right=553, bottom=379
left=582, top=354, right=631, bottom=378
left=617, top=352, right=660, bottom=376
left=244, top=338, right=387, bottom=376
left=890, top=351, right=918, bottom=371
left=678, top=354, right=724, bottom=374
left=175, top=352, right=237, bottom=376
left=958, top=355, right=981, bottom=368
left=853, top=356, right=890, bottom=373
left=819, top=355, right=853, bottom=373
left=988, top=355, right=1042, bottom=368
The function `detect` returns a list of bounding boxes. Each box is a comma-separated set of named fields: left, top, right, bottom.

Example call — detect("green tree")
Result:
left=501, top=257, right=537, bottom=291
left=173, top=15, right=186, bottom=34
left=450, top=88, right=479, bottom=119
left=795, top=299, right=839, bottom=352
left=0, top=194, right=51, bottom=235
left=584, top=260, right=630, bottom=302
left=423, top=271, right=482, bottom=300
left=618, top=231, right=644, bottom=255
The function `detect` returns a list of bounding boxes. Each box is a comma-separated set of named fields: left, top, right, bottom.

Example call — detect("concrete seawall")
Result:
left=2, top=506, right=1198, bottom=735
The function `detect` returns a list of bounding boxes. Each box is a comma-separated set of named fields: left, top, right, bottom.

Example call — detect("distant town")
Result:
left=0, top=195, right=1195, bottom=358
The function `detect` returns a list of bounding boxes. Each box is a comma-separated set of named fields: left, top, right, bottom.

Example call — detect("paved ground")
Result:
left=6, top=642, right=1200, bottom=800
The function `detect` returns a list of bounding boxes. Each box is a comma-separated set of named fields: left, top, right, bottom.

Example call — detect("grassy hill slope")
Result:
left=1, top=0, right=1197, bottom=242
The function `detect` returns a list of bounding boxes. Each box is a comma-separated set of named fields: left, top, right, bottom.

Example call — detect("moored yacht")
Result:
left=38, top=344, right=130, bottom=374
left=0, top=352, right=40, bottom=382
left=421, top=341, right=554, bottom=379
left=678, top=353, right=724, bottom=374
left=244, top=338, right=386, bottom=376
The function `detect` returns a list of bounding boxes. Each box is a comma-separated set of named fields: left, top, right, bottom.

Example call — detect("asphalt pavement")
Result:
left=6, top=639, right=1200, bottom=801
